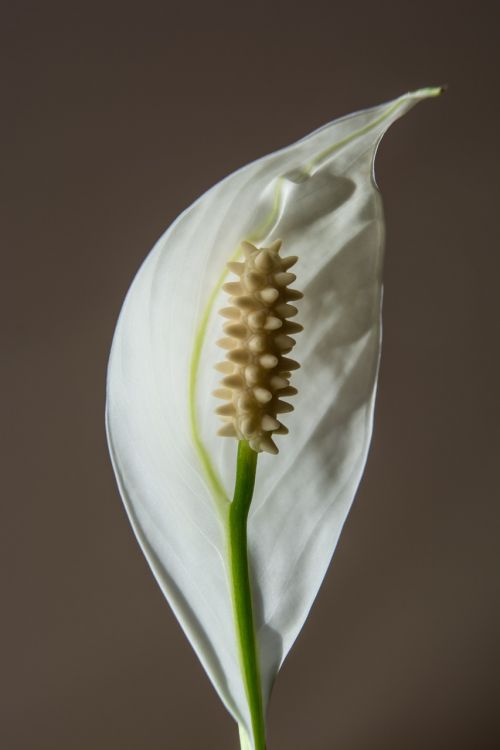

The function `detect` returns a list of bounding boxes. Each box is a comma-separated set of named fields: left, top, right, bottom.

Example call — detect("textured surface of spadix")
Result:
left=106, top=89, right=440, bottom=744
left=215, top=240, right=303, bottom=455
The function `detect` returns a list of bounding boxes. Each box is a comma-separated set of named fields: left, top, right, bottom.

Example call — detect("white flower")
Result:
left=106, top=87, right=442, bottom=748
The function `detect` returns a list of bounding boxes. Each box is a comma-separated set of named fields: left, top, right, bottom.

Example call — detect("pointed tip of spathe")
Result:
left=408, top=84, right=447, bottom=101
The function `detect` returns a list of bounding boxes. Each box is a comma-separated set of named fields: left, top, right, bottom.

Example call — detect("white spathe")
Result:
left=106, top=89, right=440, bottom=747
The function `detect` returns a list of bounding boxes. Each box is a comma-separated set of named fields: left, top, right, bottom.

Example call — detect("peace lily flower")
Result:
left=106, top=87, right=442, bottom=750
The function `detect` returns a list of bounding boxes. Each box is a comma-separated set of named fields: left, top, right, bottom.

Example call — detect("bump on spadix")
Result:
left=215, top=240, right=303, bottom=454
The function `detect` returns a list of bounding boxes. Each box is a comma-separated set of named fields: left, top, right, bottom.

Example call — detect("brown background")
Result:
left=2, top=1, right=499, bottom=749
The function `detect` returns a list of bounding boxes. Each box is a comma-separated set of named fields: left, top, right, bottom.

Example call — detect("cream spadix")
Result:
left=106, top=87, right=442, bottom=748
left=215, top=240, right=303, bottom=454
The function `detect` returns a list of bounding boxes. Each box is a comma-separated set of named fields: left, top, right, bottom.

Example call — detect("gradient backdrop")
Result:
left=2, top=1, right=499, bottom=749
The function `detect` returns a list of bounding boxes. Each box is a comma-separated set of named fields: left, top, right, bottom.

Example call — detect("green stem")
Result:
left=228, top=441, right=266, bottom=750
